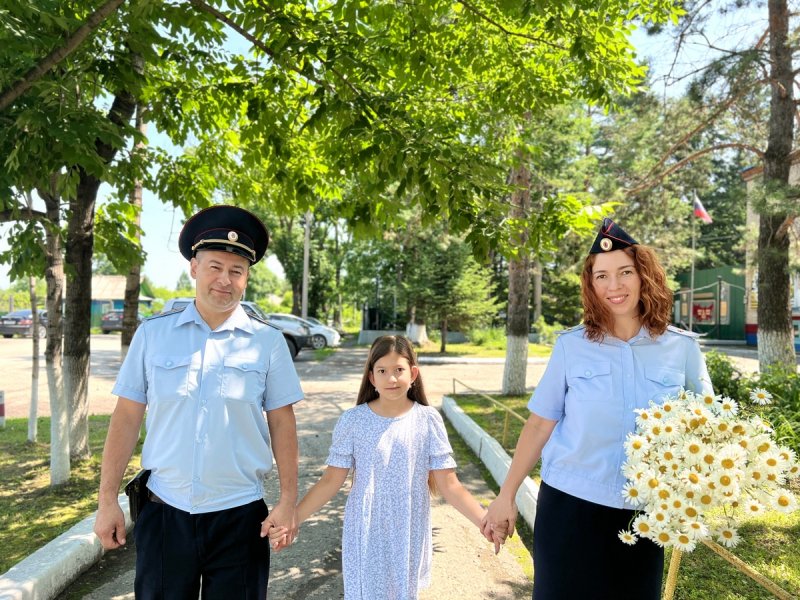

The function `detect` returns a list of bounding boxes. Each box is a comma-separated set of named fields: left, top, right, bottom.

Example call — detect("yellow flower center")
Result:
left=664, top=451, right=674, bottom=461
left=629, top=488, right=639, bottom=497
left=700, top=495, right=712, bottom=505
left=688, top=473, right=699, bottom=484
left=722, top=530, right=733, bottom=539
left=778, top=496, right=790, bottom=507
left=632, top=440, right=643, bottom=450
left=638, top=522, right=650, bottom=533
left=758, top=443, right=770, bottom=453
left=688, top=444, right=700, bottom=454
left=752, top=471, right=762, bottom=480
left=658, top=489, right=670, bottom=499
left=685, top=507, right=698, bottom=518
left=658, top=532, right=670, bottom=542
left=719, top=475, right=732, bottom=486
left=718, top=423, right=728, bottom=432
left=766, top=458, right=777, bottom=467
left=648, top=478, right=659, bottom=489
left=721, top=458, right=735, bottom=469
left=678, top=535, right=690, bottom=544
left=703, top=455, right=715, bottom=465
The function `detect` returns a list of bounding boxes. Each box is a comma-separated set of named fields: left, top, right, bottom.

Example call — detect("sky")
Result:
left=0, top=5, right=765, bottom=291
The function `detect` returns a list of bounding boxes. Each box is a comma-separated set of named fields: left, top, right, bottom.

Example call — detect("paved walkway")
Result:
left=53, top=345, right=544, bottom=599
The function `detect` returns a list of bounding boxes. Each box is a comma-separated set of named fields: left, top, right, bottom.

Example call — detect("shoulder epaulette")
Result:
left=145, top=306, right=186, bottom=321
left=556, top=323, right=586, bottom=335
left=666, top=325, right=701, bottom=338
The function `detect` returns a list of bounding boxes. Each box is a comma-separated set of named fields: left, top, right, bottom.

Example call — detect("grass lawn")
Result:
left=0, top=416, right=143, bottom=574
left=451, top=393, right=800, bottom=599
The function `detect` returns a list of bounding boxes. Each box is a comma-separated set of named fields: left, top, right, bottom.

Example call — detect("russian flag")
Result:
left=693, top=196, right=712, bottom=224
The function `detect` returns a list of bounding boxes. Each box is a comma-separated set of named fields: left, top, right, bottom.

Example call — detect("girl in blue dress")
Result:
left=272, top=335, right=506, bottom=599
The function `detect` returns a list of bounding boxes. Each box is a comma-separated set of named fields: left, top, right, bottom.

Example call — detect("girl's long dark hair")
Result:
left=355, top=335, right=438, bottom=494
left=356, top=335, right=429, bottom=406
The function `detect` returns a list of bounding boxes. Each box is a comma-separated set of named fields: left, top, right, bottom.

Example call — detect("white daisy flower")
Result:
left=634, top=408, right=653, bottom=429
left=622, top=482, right=645, bottom=506
left=624, top=434, right=650, bottom=457
left=684, top=519, right=709, bottom=540
left=632, top=514, right=654, bottom=538
left=618, top=530, right=638, bottom=546
left=716, top=526, right=741, bottom=548
left=652, top=528, right=674, bottom=548
left=772, top=491, right=797, bottom=513
left=750, top=388, right=773, bottom=406
left=673, top=532, right=697, bottom=552
left=718, top=396, right=739, bottom=416
left=743, top=499, right=763, bottom=516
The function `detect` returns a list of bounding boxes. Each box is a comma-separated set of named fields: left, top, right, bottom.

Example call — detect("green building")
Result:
left=673, top=266, right=746, bottom=342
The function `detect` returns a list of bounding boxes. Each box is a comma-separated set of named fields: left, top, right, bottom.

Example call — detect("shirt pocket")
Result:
left=645, top=365, right=686, bottom=402
left=150, top=355, right=191, bottom=403
left=566, top=361, right=612, bottom=398
left=222, top=356, right=267, bottom=405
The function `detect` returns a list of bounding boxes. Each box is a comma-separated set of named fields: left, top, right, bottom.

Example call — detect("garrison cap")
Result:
left=590, top=217, right=638, bottom=254
left=178, top=205, right=269, bottom=264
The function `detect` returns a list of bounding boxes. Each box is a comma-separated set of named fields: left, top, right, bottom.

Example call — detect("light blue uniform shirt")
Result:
left=113, top=301, right=304, bottom=514
left=529, top=325, right=713, bottom=509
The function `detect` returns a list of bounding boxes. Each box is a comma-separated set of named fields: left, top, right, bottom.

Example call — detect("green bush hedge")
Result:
left=705, top=350, right=800, bottom=454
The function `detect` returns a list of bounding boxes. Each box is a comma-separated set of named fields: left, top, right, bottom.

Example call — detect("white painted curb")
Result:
left=0, top=495, right=132, bottom=600
left=442, top=396, right=539, bottom=529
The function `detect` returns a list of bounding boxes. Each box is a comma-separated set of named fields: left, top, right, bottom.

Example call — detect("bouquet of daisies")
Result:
left=618, top=388, right=799, bottom=552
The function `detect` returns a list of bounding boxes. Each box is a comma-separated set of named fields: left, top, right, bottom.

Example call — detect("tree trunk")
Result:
left=28, top=275, right=40, bottom=443
left=66, top=86, right=137, bottom=460
left=122, top=103, right=146, bottom=360
left=532, top=258, right=542, bottom=323
left=65, top=170, right=97, bottom=461
left=502, top=153, right=531, bottom=395
left=39, top=182, right=69, bottom=485
left=758, top=0, right=795, bottom=370
left=440, top=318, right=447, bottom=354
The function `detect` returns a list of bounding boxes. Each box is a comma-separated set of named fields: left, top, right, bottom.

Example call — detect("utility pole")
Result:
left=301, top=211, right=311, bottom=318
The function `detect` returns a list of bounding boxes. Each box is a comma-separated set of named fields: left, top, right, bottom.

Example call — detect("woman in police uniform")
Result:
left=484, top=218, right=713, bottom=599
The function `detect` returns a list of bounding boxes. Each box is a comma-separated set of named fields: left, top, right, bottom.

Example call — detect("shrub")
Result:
left=468, top=327, right=506, bottom=348
left=530, top=316, right=564, bottom=346
left=704, top=350, right=799, bottom=454
left=704, top=350, right=751, bottom=402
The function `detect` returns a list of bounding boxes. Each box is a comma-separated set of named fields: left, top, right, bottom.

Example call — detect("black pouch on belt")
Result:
left=124, top=469, right=151, bottom=522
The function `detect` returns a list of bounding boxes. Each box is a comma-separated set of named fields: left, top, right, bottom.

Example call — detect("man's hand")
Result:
left=94, top=501, right=128, bottom=550
left=260, top=498, right=298, bottom=552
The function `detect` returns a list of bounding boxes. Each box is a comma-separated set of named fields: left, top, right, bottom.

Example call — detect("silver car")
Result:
left=267, top=313, right=340, bottom=350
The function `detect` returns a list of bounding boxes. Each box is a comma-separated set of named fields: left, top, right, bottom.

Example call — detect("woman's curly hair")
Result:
left=580, top=245, right=673, bottom=342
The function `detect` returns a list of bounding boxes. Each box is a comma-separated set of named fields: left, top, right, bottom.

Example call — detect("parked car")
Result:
left=160, top=298, right=310, bottom=359
left=0, top=309, right=48, bottom=338
left=267, top=313, right=341, bottom=349
left=100, top=310, right=144, bottom=334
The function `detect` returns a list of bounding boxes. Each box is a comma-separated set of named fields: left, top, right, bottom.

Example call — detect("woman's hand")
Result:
left=482, top=493, right=518, bottom=543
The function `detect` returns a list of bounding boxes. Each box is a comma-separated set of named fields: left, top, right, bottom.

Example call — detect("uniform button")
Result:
left=662, top=377, right=669, bottom=384
left=242, top=364, right=248, bottom=370
left=585, top=370, right=592, bottom=377
left=165, top=361, right=173, bottom=367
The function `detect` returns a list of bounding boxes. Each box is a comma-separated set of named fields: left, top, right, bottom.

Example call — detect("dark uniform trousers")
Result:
left=134, top=497, right=270, bottom=599
left=532, top=482, right=664, bottom=600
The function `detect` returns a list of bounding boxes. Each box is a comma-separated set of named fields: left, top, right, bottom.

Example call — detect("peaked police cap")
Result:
left=178, top=205, right=269, bottom=264
left=589, top=217, right=638, bottom=254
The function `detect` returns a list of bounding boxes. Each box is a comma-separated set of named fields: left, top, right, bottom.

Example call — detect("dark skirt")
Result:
left=532, top=481, right=664, bottom=600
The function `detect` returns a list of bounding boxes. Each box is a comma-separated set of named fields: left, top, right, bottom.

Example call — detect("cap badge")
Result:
left=227, top=231, right=238, bottom=242
left=600, top=238, right=613, bottom=251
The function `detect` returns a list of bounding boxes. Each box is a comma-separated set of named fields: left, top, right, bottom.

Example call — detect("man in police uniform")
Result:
left=94, top=205, right=303, bottom=599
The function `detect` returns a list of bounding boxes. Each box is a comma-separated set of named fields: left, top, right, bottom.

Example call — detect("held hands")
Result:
left=260, top=498, right=298, bottom=553
left=481, top=493, right=518, bottom=555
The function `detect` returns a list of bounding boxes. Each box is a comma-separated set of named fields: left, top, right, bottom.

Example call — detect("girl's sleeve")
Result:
left=326, top=409, right=355, bottom=469
left=428, top=408, right=457, bottom=470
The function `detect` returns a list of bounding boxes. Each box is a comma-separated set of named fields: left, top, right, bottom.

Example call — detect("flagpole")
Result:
left=689, top=201, right=696, bottom=331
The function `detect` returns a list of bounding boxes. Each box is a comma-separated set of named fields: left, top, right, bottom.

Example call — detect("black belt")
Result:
left=148, top=491, right=166, bottom=504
